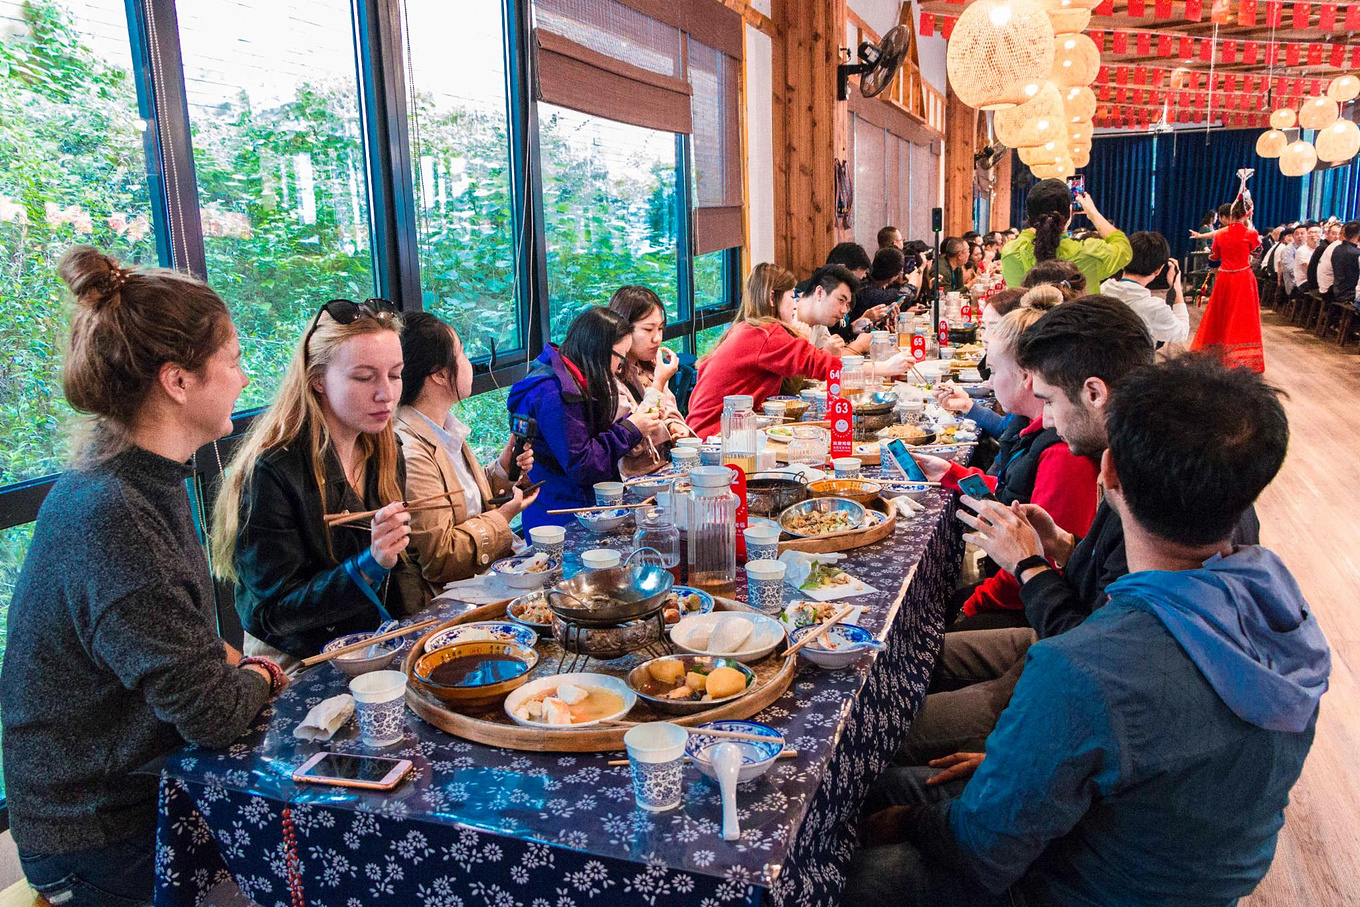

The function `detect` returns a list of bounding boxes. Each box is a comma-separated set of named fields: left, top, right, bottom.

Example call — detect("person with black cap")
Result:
left=834, top=246, right=924, bottom=345
left=1000, top=178, right=1131, bottom=290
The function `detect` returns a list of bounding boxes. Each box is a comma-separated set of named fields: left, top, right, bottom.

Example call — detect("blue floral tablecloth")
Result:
left=155, top=469, right=966, bottom=907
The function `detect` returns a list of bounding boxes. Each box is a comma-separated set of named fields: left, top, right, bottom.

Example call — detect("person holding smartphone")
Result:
left=1099, top=232, right=1190, bottom=346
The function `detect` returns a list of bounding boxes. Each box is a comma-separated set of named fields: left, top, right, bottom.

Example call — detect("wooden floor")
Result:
left=1239, top=310, right=1360, bottom=907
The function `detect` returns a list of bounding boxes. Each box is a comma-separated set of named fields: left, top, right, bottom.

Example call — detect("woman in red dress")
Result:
left=1191, top=191, right=1264, bottom=372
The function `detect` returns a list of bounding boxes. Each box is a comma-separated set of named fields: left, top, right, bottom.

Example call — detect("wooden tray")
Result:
left=777, top=497, right=897, bottom=554
left=402, top=600, right=796, bottom=752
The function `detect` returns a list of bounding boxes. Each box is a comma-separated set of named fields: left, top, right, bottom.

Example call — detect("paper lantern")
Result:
left=946, top=0, right=1056, bottom=110
left=1050, top=34, right=1101, bottom=88
left=1316, top=119, right=1360, bottom=163
left=1279, top=139, right=1317, bottom=176
left=1031, top=155, right=1075, bottom=179
left=1299, top=96, right=1340, bottom=130
left=1046, top=7, right=1091, bottom=33
left=1071, top=145, right=1090, bottom=168
left=1063, top=86, right=1097, bottom=123
left=1327, top=75, right=1360, bottom=103
left=1068, top=119, right=1090, bottom=146
left=995, top=83, right=1065, bottom=148
left=1269, top=108, right=1297, bottom=129
left=1255, top=129, right=1288, bottom=158
left=1019, top=136, right=1068, bottom=166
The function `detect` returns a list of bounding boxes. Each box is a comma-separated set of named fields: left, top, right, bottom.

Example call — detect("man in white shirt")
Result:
left=1100, top=231, right=1189, bottom=345
left=1316, top=222, right=1343, bottom=297
left=1294, top=224, right=1321, bottom=291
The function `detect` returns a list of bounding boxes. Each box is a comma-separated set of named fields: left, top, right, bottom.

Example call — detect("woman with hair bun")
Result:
left=1001, top=178, right=1131, bottom=290
left=1, top=246, right=284, bottom=906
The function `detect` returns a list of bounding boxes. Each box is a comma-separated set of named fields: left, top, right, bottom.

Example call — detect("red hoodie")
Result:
left=687, top=322, right=841, bottom=438
left=939, top=420, right=1099, bottom=615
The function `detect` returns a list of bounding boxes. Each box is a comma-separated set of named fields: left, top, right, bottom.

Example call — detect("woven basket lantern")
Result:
left=1326, top=75, right=1360, bottom=103
left=946, top=0, right=1056, bottom=110
left=1279, top=139, right=1317, bottom=177
left=1255, top=129, right=1288, bottom=159
left=1315, top=119, right=1360, bottom=163
left=1298, top=96, right=1339, bottom=131
left=1068, top=119, right=1091, bottom=146
left=1064, top=86, right=1097, bottom=123
left=1050, top=34, right=1100, bottom=88
left=1046, top=7, right=1091, bottom=33
left=1269, top=108, right=1296, bottom=130
left=1018, top=136, right=1068, bottom=166
left=1037, top=0, right=1102, bottom=10
left=1071, top=145, right=1090, bottom=168
left=995, top=83, right=1065, bottom=148
left=1031, top=155, right=1075, bottom=179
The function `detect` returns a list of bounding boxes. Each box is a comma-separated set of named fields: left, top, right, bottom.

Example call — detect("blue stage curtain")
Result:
left=1077, top=133, right=1158, bottom=236
left=1310, top=159, right=1360, bottom=222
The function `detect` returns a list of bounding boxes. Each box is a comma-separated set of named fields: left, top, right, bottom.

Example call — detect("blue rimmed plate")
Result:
left=424, top=620, right=538, bottom=652
left=686, top=720, right=785, bottom=784
left=665, top=586, right=714, bottom=621
left=788, top=623, right=881, bottom=670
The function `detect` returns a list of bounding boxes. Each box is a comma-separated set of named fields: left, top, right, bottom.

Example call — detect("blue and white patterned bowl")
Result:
left=491, top=553, right=558, bottom=590
left=789, top=623, right=878, bottom=670
left=665, top=586, right=715, bottom=621
left=424, top=620, right=538, bottom=652
left=322, top=632, right=411, bottom=677
left=686, top=720, right=784, bottom=784
left=576, top=508, right=630, bottom=533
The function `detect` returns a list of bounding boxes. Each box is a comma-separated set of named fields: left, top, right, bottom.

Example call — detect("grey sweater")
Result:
left=1, top=444, right=270, bottom=855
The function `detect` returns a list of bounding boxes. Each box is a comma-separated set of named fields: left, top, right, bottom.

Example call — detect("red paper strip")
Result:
left=1186, top=0, right=1204, bottom=18
left=1098, top=64, right=1110, bottom=82
left=1318, top=3, right=1337, bottom=28
left=1243, top=41, right=1258, bottom=64
left=1128, top=0, right=1146, bottom=14
left=1222, top=40, right=1238, bottom=62
left=1291, top=1, right=1310, bottom=28
left=1307, top=43, right=1323, bottom=65
left=1113, top=31, right=1128, bottom=53
left=1137, top=33, right=1151, bottom=55
left=919, top=11, right=934, bottom=36
left=1347, top=3, right=1360, bottom=29
left=1134, top=65, right=1148, bottom=85
left=1155, top=0, right=1173, bottom=15
left=1157, top=33, right=1173, bottom=56
left=1117, top=65, right=1130, bottom=84
left=1240, top=0, right=1259, bottom=23
left=1266, top=0, right=1283, bottom=24
left=1099, top=84, right=1111, bottom=101
left=1225, top=73, right=1237, bottom=91
left=1198, top=37, right=1213, bottom=61
left=941, top=16, right=957, bottom=38
left=1310, top=78, right=1322, bottom=95
left=1331, top=44, right=1346, bottom=67
left=1351, top=45, right=1360, bottom=68
left=1179, top=35, right=1194, bottom=58
left=1091, top=30, right=1106, bottom=51
left=1117, top=87, right=1128, bottom=103
left=1285, top=42, right=1299, bottom=65
left=1095, top=0, right=1114, bottom=13
left=1266, top=43, right=1279, bottom=65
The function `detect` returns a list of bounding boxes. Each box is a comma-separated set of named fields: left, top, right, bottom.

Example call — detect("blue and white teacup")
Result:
left=745, top=559, right=787, bottom=615
left=349, top=670, right=408, bottom=747
left=623, top=722, right=689, bottom=812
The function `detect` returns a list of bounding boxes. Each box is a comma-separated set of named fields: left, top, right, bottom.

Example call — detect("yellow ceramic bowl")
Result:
left=807, top=478, right=883, bottom=506
left=413, top=640, right=539, bottom=708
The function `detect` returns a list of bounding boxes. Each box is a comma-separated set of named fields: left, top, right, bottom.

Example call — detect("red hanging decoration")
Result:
left=1136, top=32, right=1151, bottom=55
left=1225, top=73, right=1237, bottom=91
left=919, top=12, right=934, bottom=35
left=1198, top=37, right=1213, bottom=61
left=1095, top=0, right=1115, bottom=14
left=1099, top=84, right=1112, bottom=101
left=1117, top=86, right=1128, bottom=103
left=1331, top=44, right=1346, bottom=67
left=1157, top=33, right=1173, bottom=56
left=1134, top=65, right=1148, bottom=84
left=1240, top=0, right=1259, bottom=22
left=1186, top=0, right=1204, bottom=17
left=1128, top=0, right=1147, bottom=15
left=1113, top=31, right=1129, bottom=53
left=1265, top=0, right=1283, bottom=25
left=1265, top=43, right=1279, bottom=64
left=1306, top=43, right=1323, bottom=65
left=1116, top=65, right=1130, bottom=84
left=941, top=16, right=957, bottom=38
left=1285, top=42, right=1300, bottom=64
left=1154, top=0, right=1173, bottom=15
left=1222, top=40, right=1238, bottom=62
left=1091, top=30, right=1107, bottom=51
left=1098, top=64, right=1111, bottom=82
left=1351, top=45, right=1360, bottom=68
left=1178, top=35, right=1193, bottom=58
left=1347, top=3, right=1360, bottom=29
left=1243, top=41, right=1258, bottom=64
left=1310, top=78, right=1322, bottom=95
left=1318, top=3, right=1337, bottom=28
left=1291, top=1, right=1310, bottom=28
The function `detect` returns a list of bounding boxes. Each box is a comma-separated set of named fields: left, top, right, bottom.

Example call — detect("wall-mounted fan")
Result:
left=975, top=141, right=1009, bottom=170
left=837, top=25, right=912, bottom=101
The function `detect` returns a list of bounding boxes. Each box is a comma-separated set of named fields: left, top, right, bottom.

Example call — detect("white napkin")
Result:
left=433, top=571, right=517, bottom=606
left=776, top=550, right=845, bottom=589
left=294, top=694, right=355, bottom=742
left=887, top=496, right=927, bottom=521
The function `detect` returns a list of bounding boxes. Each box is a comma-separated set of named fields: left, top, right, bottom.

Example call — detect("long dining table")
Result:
left=153, top=459, right=969, bottom=907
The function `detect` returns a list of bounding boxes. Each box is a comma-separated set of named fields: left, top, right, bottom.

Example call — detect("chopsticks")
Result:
left=783, top=605, right=857, bottom=660
left=324, top=489, right=461, bottom=528
left=546, top=496, right=655, bottom=516
left=607, top=750, right=798, bottom=767
left=298, top=617, right=442, bottom=667
left=601, top=720, right=786, bottom=746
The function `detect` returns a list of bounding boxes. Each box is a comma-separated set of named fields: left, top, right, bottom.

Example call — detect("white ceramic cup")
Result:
left=349, top=670, right=408, bottom=747
left=675, top=438, right=703, bottom=450
left=745, top=558, right=788, bottom=615
left=581, top=548, right=622, bottom=571
left=529, top=525, right=566, bottom=547
left=624, top=722, right=689, bottom=812
left=593, top=482, right=624, bottom=506
left=832, top=457, right=862, bottom=479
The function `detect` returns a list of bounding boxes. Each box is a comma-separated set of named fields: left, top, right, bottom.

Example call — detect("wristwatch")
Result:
left=1015, top=555, right=1051, bottom=585
left=240, top=656, right=287, bottom=695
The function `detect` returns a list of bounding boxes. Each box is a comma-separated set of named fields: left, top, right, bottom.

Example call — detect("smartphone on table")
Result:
left=883, top=438, right=930, bottom=483
left=957, top=472, right=997, bottom=503
left=292, top=752, right=414, bottom=791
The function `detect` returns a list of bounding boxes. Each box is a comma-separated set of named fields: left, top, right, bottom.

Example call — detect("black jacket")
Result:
left=834, top=283, right=916, bottom=342
left=1021, top=500, right=1261, bottom=640
left=233, top=441, right=422, bottom=658
left=1330, top=241, right=1360, bottom=304
left=990, top=417, right=1064, bottom=508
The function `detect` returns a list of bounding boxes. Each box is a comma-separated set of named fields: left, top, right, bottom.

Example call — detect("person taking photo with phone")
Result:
left=1000, top=179, right=1131, bottom=290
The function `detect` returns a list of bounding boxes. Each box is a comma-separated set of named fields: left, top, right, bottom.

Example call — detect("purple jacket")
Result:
left=507, top=346, right=643, bottom=530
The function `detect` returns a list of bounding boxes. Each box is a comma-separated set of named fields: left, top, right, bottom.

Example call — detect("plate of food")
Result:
left=876, top=424, right=935, bottom=445
left=779, top=600, right=864, bottom=632
left=669, top=612, right=786, bottom=663
left=798, top=562, right=874, bottom=600
left=778, top=497, right=866, bottom=538
left=576, top=508, right=630, bottom=533
left=491, top=553, right=558, bottom=590
left=764, top=425, right=797, bottom=443
left=506, top=591, right=553, bottom=630
left=626, top=655, right=756, bottom=714
left=504, top=673, right=636, bottom=728
left=663, top=586, right=715, bottom=624
left=788, top=623, right=882, bottom=669
left=425, top=621, right=538, bottom=652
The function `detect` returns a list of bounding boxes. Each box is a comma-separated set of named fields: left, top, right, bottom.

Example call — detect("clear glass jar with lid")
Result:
left=869, top=331, right=896, bottom=365
left=840, top=355, right=866, bottom=400
left=686, top=466, right=737, bottom=596
left=720, top=395, right=757, bottom=477
left=633, top=506, right=681, bottom=583
left=896, top=310, right=913, bottom=349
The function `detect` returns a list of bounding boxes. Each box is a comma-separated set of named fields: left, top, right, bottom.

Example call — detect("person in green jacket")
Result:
left=1001, top=178, right=1132, bottom=290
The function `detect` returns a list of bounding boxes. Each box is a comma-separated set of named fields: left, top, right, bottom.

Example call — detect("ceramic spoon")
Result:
left=712, top=742, right=743, bottom=842
left=365, top=619, right=399, bottom=658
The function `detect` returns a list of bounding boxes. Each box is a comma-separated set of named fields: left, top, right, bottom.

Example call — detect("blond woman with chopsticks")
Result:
left=395, top=313, right=538, bottom=605
left=212, top=299, right=425, bottom=668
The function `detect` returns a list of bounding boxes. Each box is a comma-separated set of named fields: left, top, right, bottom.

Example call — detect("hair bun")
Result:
left=59, top=245, right=128, bottom=310
left=1020, top=285, right=1064, bottom=311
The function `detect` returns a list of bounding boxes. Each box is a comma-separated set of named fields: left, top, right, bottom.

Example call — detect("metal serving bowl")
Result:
left=852, top=391, right=899, bottom=440
left=777, top=496, right=868, bottom=538
left=551, top=613, right=664, bottom=660
left=548, top=558, right=674, bottom=627
left=745, top=471, right=810, bottom=517
left=807, top=478, right=883, bottom=506
left=626, top=655, right=757, bottom=715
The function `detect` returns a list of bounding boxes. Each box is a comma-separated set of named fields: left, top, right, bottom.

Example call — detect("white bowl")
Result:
left=491, top=553, right=557, bottom=590
left=503, top=672, right=636, bottom=729
left=669, top=612, right=786, bottom=663
left=575, top=509, right=630, bottom=533
left=788, top=624, right=879, bottom=670
left=686, top=720, right=784, bottom=784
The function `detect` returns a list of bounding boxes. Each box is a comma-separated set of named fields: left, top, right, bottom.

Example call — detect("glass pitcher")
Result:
left=686, top=466, right=736, bottom=596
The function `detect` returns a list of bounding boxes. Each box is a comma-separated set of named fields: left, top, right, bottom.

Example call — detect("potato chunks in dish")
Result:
left=646, top=659, right=686, bottom=686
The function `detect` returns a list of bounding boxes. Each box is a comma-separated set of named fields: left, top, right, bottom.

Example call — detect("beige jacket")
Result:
left=394, top=406, right=516, bottom=606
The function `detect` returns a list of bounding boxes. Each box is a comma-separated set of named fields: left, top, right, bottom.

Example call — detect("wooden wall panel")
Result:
left=943, top=82, right=976, bottom=237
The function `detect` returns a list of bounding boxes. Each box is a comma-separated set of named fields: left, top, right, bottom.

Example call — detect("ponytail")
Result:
left=1032, top=212, right=1067, bottom=263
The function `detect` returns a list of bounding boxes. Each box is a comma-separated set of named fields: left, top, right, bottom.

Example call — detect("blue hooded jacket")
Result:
left=923, top=545, right=1329, bottom=905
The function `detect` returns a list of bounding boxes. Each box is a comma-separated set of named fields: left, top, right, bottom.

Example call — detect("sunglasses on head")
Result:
left=302, top=297, right=397, bottom=364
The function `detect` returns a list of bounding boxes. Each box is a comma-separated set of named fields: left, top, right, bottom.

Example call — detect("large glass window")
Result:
left=540, top=105, right=679, bottom=341
left=694, top=250, right=732, bottom=311
left=176, top=0, right=376, bottom=410
left=694, top=322, right=729, bottom=359
left=403, top=0, right=520, bottom=362
left=0, top=0, right=159, bottom=485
